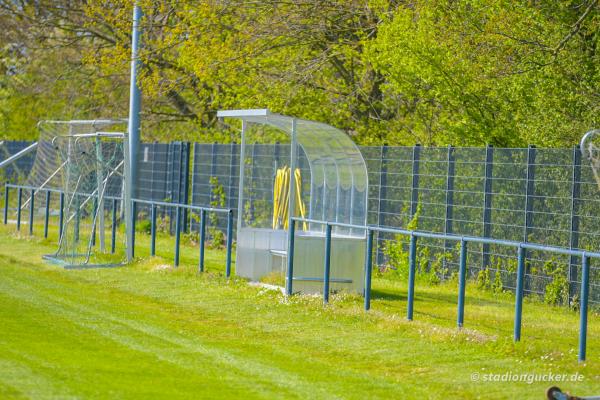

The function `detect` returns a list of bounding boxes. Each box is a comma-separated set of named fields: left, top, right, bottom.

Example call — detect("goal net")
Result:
left=28, top=120, right=129, bottom=267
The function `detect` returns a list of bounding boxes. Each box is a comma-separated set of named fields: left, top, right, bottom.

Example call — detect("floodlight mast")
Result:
left=125, top=3, right=143, bottom=261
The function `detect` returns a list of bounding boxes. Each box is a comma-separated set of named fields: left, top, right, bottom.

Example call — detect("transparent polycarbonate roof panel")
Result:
left=218, top=109, right=368, bottom=235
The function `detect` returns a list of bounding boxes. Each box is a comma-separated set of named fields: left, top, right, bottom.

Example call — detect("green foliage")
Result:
left=543, top=258, right=570, bottom=306
left=208, top=176, right=226, bottom=249
left=2, top=1, right=599, bottom=146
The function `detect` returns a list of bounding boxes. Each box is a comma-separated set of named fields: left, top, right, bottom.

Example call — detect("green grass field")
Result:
left=1, top=223, right=600, bottom=399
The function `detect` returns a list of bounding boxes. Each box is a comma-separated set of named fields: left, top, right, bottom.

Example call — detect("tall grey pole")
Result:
left=126, top=4, right=142, bottom=261
left=128, top=4, right=142, bottom=188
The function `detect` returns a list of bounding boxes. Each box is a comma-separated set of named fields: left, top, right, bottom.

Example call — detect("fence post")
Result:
left=44, top=190, right=50, bottom=238
left=482, top=145, right=494, bottom=270
left=59, top=192, right=64, bottom=238
left=376, top=145, right=389, bottom=266
left=228, top=143, right=238, bottom=212
left=444, top=145, right=455, bottom=253
left=514, top=246, right=525, bottom=341
left=569, top=145, right=582, bottom=299
left=457, top=239, right=468, bottom=327
left=3, top=185, right=8, bottom=225
left=286, top=219, right=296, bottom=296
left=579, top=255, right=590, bottom=362
left=182, top=142, right=191, bottom=233
left=523, top=145, right=536, bottom=292
left=226, top=209, right=233, bottom=278
left=323, top=223, right=332, bottom=304
left=198, top=209, right=207, bottom=273
left=174, top=206, right=181, bottom=267
left=407, top=233, right=417, bottom=320
left=150, top=204, right=157, bottom=256
left=189, top=143, right=196, bottom=232
left=410, top=145, right=421, bottom=218
left=28, top=189, right=34, bottom=235
left=111, top=198, right=117, bottom=254
left=364, top=229, right=374, bottom=311
left=16, top=187, right=22, bottom=231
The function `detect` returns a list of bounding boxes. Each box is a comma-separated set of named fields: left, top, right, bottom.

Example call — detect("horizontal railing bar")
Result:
left=131, top=198, right=231, bottom=214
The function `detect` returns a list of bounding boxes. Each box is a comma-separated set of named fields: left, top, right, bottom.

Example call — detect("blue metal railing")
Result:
left=290, top=216, right=600, bottom=362
left=3, top=184, right=234, bottom=275
left=131, top=198, right=233, bottom=275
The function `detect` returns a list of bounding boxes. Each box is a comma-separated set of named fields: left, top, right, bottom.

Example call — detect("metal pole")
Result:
left=59, top=192, right=64, bottom=239
left=127, top=4, right=142, bottom=198
left=28, top=189, right=34, bottom=235
left=44, top=190, right=50, bottom=238
left=514, top=246, right=525, bottom=341
left=457, top=239, right=468, bottom=327
left=16, top=187, right=22, bottom=231
left=3, top=185, right=8, bottom=225
left=198, top=209, right=206, bottom=273
left=174, top=206, right=181, bottom=267
left=286, top=219, right=296, bottom=296
left=364, top=229, right=374, bottom=311
left=407, top=234, right=417, bottom=320
left=225, top=209, right=233, bottom=277
left=111, top=198, right=117, bottom=254
left=150, top=204, right=157, bottom=256
left=579, top=255, right=590, bottom=362
left=323, top=224, right=332, bottom=304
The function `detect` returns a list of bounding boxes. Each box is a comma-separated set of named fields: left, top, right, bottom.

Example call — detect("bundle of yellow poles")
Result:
left=272, top=166, right=307, bottom=230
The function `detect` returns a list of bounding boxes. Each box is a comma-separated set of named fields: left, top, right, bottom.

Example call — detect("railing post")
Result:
left=410, top=145, right=421, bottom=218
left=111, top=198, right=117, bottom=254
left=16, top=187, right=22, bottom=231
left=364, top=229, right=374, bottom=311
left=523, top=145, right=536, bottom=293
left=569, top=145, right=582, bottom=299
left=174, top=206, right=181, bottom=267
left=150, top=204, right=157, bottom=256
left=514, top=246, right=525, bottom=341
left=407, top=233, right=417, bottom=320
left=457, top=239, right=468, bottom=327
left=225, top=209, right=233, bottom=278
left=444, top=145, right=455, bottom=254
left=44, top=190, right=50, bottom=238
left=28, top=189, right=34, bottom=235
left=58, top=192, right=64, bottom=238
left=579, top=255, right=590, bottom=362
left=323, top=223, right=332, bottom=304
left=198, top=209, right=207, bottom=272
left=3, top=185, right=8, bottom=225
left=285, top=219, right=296, bottom=296
left=482, top=145, right=494, bottom=270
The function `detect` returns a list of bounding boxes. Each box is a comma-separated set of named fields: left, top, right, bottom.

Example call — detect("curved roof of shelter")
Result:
left=217, top=109, right=368, bottom=192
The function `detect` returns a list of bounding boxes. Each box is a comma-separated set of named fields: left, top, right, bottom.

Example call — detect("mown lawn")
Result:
left=1, top=223, right=600, bottom=399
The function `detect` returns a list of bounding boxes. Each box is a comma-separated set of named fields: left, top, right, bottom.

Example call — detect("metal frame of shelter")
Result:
left=217, top=109, right=369, bottom=293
